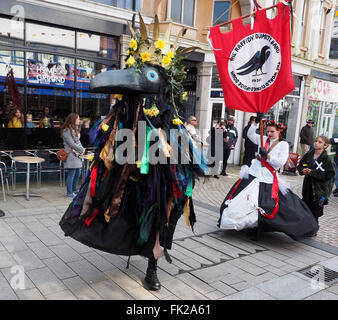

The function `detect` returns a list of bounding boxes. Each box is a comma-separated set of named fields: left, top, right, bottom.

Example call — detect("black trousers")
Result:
left=221, top=148, right=231, bottom=173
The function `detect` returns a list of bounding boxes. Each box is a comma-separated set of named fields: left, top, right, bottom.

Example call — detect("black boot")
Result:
left=143, top=256, right=161, bottom=291
left=247, top=226, right=262, bottom=241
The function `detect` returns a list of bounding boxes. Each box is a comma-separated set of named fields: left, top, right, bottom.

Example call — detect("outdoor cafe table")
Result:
left=79, top=153, right=94, bottom=182
left=12, top=156, right=45, bottom=201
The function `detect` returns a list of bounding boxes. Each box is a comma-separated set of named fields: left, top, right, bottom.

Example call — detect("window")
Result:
left=299, top=0, right=309, bottom=47
left=213, top=1, right=231, bottom=25
left=76, top=59, right=110, bottom=119
left=26, top=23, right=75, bottom=55
left=77, top=32, right=119, bottom=60
left=318, top=7, right=327, bottom=55
left=90, top=0, right=140, bottom=11
left=170, top=0, right=195, bottom=27
left=329, top=38, right=338, bottom=59
left=0, top=17, right=24, bottom=46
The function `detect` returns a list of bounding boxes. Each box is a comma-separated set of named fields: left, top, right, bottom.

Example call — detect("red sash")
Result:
left=259, top=156, right=279, bottom=219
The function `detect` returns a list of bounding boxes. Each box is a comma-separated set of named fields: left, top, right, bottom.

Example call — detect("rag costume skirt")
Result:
left=59, top=164, right=192, bottom=259
left=218, top=175, right=319, bottom=241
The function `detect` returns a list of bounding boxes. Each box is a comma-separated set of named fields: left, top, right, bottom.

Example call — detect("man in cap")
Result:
left=221, top=115, right=238, bottom=176
left=300, top=119, right=314, bottom=156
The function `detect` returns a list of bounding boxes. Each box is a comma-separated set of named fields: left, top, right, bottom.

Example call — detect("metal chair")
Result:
left=35, top=149, right=64, bottom=187
left=0, top=161, right=10, bottom=201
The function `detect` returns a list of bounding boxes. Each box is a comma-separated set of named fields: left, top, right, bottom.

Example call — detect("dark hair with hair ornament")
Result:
left=265, top=120, right=286, bottom=131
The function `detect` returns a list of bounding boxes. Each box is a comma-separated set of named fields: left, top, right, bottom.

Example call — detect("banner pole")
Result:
left=260, top=119, right=264, bottom=148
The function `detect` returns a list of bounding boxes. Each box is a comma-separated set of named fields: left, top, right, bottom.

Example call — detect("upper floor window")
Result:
left=170, top=0, right=195, bottom=27
left=213, top=1, right=231, bottom=25
left=329, top=38, right=338, bottom=59
left=90, top=0, right=140, bottom=11
left=299, top=0, right=309, bottom=47
left=318, top=6, right=327, bottom=56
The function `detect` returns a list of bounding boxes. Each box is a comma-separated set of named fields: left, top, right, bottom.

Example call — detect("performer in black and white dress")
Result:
left=218, top=115, right=318, bottom=240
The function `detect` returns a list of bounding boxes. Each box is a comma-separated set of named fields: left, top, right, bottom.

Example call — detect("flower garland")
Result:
left=124, top=15, right=194, bottom=121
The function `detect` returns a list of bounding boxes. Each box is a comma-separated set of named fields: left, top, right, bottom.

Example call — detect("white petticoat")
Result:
left=220, top=178, right=260, bottom=231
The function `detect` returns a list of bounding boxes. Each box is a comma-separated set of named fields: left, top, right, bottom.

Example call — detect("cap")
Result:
left=227, top=115, right=235, bottom=122
left=307, top=119, right=314, bottom=124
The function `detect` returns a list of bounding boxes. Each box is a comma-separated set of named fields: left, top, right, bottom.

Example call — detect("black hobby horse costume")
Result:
left=59, top=15, right=207, bottom=290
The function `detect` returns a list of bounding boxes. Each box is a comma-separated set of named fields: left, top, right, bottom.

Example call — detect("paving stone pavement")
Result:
left=0, top=166, right=337, bottom=301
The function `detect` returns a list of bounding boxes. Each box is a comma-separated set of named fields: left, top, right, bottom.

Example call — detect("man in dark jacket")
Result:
left=330, top=136, right=338, bottom=196
left=300, top=119, right=314, bottom=156
left=242, top=115, right=258, bottom=166
left=221, top=115, right=238, bottom=176
left=207, top=119, right=226, bottom=178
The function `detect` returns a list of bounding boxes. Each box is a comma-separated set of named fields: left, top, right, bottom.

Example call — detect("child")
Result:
left=297, top=136, right=335, bottom=231
left=25, top=113, right=36, bottom=128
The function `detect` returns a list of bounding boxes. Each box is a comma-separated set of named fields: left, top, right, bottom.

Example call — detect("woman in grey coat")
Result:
left=61, top=113, right=85, bottom=198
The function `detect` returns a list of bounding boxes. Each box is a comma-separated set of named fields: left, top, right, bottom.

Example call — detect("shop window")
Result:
left=170, top=0, right=195, bottom=27
left=77, top=32, right=119, bottom=60
left=0, top=17, right=24, bottom=46
left=26, top=52, right=75, bottom=125
left=213, top=1, right=231, bottom=25
left=76, top=59, right=110, bottom=121
left=26, top=23, right=75, bottom=54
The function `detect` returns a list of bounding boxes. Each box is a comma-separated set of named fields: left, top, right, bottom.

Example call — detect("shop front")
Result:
left=0, top=10, right=121, bottom=150
left=264, top=74, right=304, bottom=153
left=306, top=78, right=338, bottom=154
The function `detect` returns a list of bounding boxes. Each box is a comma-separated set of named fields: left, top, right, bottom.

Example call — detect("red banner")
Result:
left=209, top=2, right=294, bottom=114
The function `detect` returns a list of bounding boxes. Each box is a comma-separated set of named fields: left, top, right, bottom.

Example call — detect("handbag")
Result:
left=57, top=149, right=70, bottom=162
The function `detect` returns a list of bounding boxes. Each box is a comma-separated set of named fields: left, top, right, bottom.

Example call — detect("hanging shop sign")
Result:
left=308, top=78, right=338, bottom=102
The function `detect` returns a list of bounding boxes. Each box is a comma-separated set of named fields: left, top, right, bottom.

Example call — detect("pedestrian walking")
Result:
left=300, top=119, right=314, bottom=156
left=242, top=115, right=258, bottom=166
left=220, top=115, right=238, bottom=176
left=61, top=113, right=85, bottom=199
left=330, top=137, right=338, bottom=196
left=297, top=136, right=335, bottom=232
left=207, top=119, right=226, bottom=178
left=219, top=114, right=318, bottom=241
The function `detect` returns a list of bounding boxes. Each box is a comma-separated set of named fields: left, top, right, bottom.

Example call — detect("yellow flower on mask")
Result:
left=87, top=154, right=94, bottom=162
left=129, top=38, right=137, bottom=51
left=162, top=55, right=171, bottom=67
left=140, top=51, right=151, bottom=62
left=101, top=124, right=109, bottom=132
left=126, top=55, right=136, bottom=67
left=172, top=118, right=183, bottom=126
left=167, top=50, right=174, bottom=59
left=143, top=106, right=159, bottom=118
left=155, top=40, right=166, bottom=50
left=114, top=94, right=123, bottom=100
